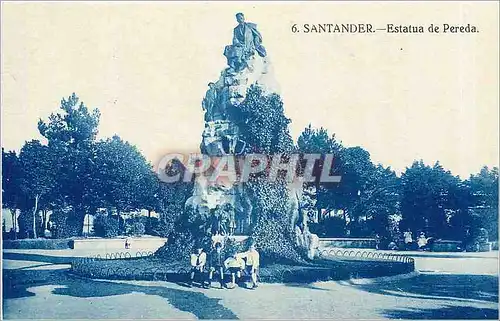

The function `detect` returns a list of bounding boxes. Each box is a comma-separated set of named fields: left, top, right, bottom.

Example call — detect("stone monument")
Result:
left=185, top=13, right=318, bottom=259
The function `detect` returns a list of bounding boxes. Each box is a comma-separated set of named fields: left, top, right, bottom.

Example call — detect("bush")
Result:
left=50, top=208, right=84, bottom=238
left=222, top=236, right=246, bottom=257
left=155, top=206, right=212, bottom=261
left=124, top=217, right=146, bottom=236
left=155, top=228, right=212, bottom=262
left=93, top=214, right=120, bottom=238
left=150, top=218, right=175, bottom=238
left=17, top=209, right=34, bottom=239
left=310, top=216, right=346, bottom=237
left=251, top=216, right=304, bottom=265
left=2, top=238, right=73, bottom=249
left=237, top=175, right=305, bottom=265
left=129, top=221, right=145, bottom=236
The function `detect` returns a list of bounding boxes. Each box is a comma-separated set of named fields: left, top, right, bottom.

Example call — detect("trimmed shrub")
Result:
left=2, top=238, right=73, bottom=249
left=155, top=206, right=212, bottom=261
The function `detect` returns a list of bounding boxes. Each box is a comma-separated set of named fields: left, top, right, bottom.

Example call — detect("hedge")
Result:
left=2, top=238, right=73, bottom=249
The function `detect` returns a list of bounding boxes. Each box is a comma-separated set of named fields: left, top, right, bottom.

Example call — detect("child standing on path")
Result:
left=239, top=244, right=260, bottom=289
left=208, top=242, right=225, bottom=289
left=189, top=245, right=207, bottom=288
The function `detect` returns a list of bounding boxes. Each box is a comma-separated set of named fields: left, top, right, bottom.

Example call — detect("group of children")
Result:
left=189, top=242, right=260, bottom=290
left=404, top=229, right=430, bottom=250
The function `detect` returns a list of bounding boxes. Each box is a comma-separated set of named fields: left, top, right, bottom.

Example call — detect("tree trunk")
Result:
left=10, top=209, right=17, bottom=240
left=148, top=209, right=151, bottom=234
left=65, top=212, right=85, bottom=238
left=42, top=209, right=48, bottom=231
left=76, top=208, right=86, bottom=236
left=117, top=210, right=121, bottom=233
left=32, top=195, right=40, bottom=239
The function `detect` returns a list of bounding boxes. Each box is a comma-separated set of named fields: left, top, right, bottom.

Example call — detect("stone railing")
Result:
left=317, top=248, right=415, bottom=265
left=319, top=238, right=376, bottom=249
left=430, top=240, right=462, bottom=252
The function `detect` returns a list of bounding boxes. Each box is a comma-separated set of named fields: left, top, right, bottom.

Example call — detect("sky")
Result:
left=1, top=1, right=499, bottom=179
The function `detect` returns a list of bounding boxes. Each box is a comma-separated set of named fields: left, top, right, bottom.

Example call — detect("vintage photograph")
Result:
left=1, top=1, right=499, bottom=319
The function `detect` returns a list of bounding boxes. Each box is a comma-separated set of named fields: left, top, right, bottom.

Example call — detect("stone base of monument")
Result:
left=211, top=234, right=249, bottom=247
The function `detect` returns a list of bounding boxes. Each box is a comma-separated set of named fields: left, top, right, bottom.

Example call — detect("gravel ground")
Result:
left=2, top=249, right=498, bottom=319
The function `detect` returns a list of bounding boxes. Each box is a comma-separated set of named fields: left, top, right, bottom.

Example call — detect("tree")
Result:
left=2, top=149, right=23, bottom=239
left=297, top=125, right=343, bottom=222
left=467, top=166, right=499, bottom=240
left=297, top=125, right=401, bottom=238
left=297, top=124, right=342, bottom=155
left=318, top=146, right=398, bottom=237
left=400, top=161, right=463, bottom=237
left=311, top=146, right=373, bottom=233
left=355, top=164, right=400, bottom=237
left=18, top=140, right=56, bottom=238
left=37, top=93, right=101, bottom=236
left=153, top=158, right=194, bottom=237
left=329, top=147, right=375, bottom=218
left=38, top=93, right=100, bottom=145
left=94, top=135, right=158, bottom=213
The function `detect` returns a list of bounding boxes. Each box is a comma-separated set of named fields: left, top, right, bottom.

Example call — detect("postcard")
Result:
left=2, top=1, right=498, bottom=320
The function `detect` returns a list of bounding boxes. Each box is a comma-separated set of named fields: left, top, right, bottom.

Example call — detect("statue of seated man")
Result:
left=224, top=13, right=267, bottom=72
left=233, top=13, right=266, bottom=58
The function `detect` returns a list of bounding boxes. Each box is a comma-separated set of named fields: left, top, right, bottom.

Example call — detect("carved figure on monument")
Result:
left=234, top=183, right=253, bottom=234
left=202, top=82, right=218, bottom=121
left=202, top=122, right=217, bottom=138
left=224, top=45, right=247, bottom=73
left=222, top=134, right=246, bottom=155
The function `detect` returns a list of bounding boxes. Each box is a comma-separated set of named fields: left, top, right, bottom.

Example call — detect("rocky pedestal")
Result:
left=185, top=15, right=318, bottom=258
